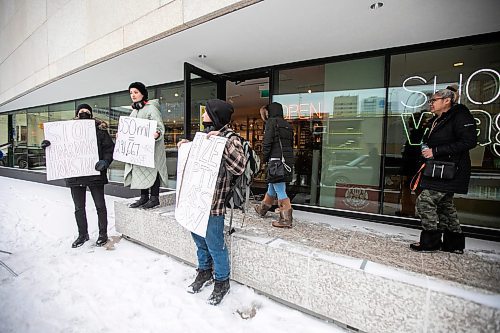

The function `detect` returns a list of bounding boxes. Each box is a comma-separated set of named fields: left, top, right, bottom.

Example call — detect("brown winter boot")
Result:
left=272, top=198, right=293, bottom=228
left=254, top=193, right=275, bottom=217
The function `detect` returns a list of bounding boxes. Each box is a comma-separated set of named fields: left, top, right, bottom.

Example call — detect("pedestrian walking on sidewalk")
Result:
left=254, top=102, right=294, bottom=228
left=178, top=99, right=247, bottom=305
left=124, top=82, right=169, bottom=209
left=410, top=85, right=476, bottom=253
left=41, top=104, right=115, bottom=248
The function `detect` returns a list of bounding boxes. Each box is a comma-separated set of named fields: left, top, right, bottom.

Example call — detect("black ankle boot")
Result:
left=442, top=231, right=465, bottom=254
left=410, top=230, right=442, bottom=252
left=129, top=195, right=149, bottom=208
left=208, top=279, right=230, bottom=305
left=96, top=234, right=108, bottom=247
left=187, top=269, right=213, bottom=294
left=142, top=196, right=160, bottom=209
left=72, top=234, right=89, bottom=248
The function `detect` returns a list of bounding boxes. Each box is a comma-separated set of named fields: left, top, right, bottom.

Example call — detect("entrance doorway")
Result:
left=226, top=77, right=270, bottom=191
left=183, top=62, right=270, bottom=192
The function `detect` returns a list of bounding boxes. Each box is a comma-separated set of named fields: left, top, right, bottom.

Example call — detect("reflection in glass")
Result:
left=27, top=107, right=49, bottom=170
left=385, top=42, right=500, bottom=229
left=0, top=114, right=8, bottom=166
left=13, top=111, right=28, bottom=169
left=190, top=77, right=217, bottom=137
left=159, top=84, right=184, bottom=188
left=273, top=57, right=385, bottom=213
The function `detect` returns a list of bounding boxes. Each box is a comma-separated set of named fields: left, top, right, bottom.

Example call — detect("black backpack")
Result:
left=223, top=131, right=261, bottom=234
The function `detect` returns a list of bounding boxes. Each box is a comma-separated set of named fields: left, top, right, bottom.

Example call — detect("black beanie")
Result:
left=75, top=103, right=93, bottom=117
left=205, top=99, right=234, bottom=130
left=128, top=82, right=148, bottom=101
left=267, top=102, right=284, bottom=118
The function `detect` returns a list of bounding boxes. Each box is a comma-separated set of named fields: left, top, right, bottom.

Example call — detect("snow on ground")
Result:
left=0, top=177, right=346, bottom=333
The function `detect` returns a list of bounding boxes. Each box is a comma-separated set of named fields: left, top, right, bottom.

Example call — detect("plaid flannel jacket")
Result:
left=210, top=129, right=247, bottom=215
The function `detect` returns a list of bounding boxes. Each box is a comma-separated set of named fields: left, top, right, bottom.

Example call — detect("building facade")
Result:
left=1, top=0, right=499, bottom=238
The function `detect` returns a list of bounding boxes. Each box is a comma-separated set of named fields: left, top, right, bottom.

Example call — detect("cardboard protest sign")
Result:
left=113, top=116, right=156, bottom=168
left=43, top=120, right=100, bottom=181
left=175, top=132, right=227, bottom=237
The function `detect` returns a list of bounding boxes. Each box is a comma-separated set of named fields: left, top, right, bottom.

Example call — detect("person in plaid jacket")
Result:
left=178, top=99, right=247, bottom=305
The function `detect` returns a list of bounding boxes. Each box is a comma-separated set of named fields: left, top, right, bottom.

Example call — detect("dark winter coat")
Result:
left=65, top=119, right=115, bottom=188
left=420, top=104, right=477, bottom=194
left=262, top=103, right=294, bottom=183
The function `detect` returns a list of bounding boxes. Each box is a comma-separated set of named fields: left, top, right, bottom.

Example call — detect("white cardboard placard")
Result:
left=113, top=116, right=156, bottom=168
left=175, top=132, right=227, bottom=237
left=43, top=120, right=100, bottom=181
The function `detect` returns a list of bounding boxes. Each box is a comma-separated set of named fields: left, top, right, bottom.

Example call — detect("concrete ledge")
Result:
left=115, top=192, right=500, bottom=333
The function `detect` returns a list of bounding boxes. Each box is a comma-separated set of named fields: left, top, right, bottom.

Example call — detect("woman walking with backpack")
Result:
left=254, top=102, right=294, bottom=228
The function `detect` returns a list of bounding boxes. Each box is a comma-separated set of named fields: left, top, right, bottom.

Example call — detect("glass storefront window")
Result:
left=190, top=74, right=217, bottom=135
left=27, top=107, right=48, bottom=170
left=0, top=114, right=9, bottom=166
left=48, top=101, right=75, bottom=121
left=385, top=42, right=500, bottom=228
left=159, top=84, right=184, bottom=188
left=273, top=57, right=385, bottom=213
left=12, top=111, right=28, bottom=169
left=76, top=96, right=110, bottom=124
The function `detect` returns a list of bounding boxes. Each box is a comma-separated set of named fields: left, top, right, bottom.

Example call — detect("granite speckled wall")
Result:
left=115, top=192, right=500, bottom=333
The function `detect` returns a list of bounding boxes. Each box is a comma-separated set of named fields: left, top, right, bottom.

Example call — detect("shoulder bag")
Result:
left=266, top=124, right=292, bottom=183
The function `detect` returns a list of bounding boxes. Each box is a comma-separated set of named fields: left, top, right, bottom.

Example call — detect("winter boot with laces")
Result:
left=208, top=279, right=230, bottom=306
left=129, top=195, right=149, bottom=208
left=142, top=196, right=160, bottom=209
left=72, top=234, right=89, bottom=248
left=187, top=269, right=213, bottom=294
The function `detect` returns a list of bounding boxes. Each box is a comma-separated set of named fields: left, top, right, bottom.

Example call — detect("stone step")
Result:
left=115, top=192, right=500, bottom=333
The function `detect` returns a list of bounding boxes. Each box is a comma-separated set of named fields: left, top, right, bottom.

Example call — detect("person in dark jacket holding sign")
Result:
left=41, top=104, right=115, bottom=248
left=254, top=102, right=295, bottom=228
left=410, top=85, right=476, bottom=253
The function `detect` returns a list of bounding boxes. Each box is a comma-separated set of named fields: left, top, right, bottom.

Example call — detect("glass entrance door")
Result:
left=184, top=62, right=225, bottom=139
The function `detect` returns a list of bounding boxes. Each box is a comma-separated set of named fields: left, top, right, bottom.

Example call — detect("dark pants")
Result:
left=70, top=185, right=108, bottom=236
left=140, top=173, right=160, bottom=197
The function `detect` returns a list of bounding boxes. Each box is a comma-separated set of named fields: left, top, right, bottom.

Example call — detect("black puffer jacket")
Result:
left=420, top=104, right=477, bottom=194
left=65, top=119, right=115, bottom=187
left=262, top=103, right=294, bottom=183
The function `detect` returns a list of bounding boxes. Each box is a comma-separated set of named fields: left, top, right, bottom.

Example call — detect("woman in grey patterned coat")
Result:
left=125, top=82, right=169, bottom=209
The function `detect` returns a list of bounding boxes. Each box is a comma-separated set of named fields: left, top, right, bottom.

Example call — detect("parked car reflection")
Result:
left=11, top=143, right=46, bottom=169
left=321, top=154, right=401, bottom=187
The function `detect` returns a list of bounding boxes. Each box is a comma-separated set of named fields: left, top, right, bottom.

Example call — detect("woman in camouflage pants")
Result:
left=410, top=85, right=476, bottom=254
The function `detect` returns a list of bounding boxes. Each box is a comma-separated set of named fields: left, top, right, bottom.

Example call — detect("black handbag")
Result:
left=266, top=124, right=291, bottom=183
left=267, top=159, right=286, bottom=183
left=422, top=160, right=456, bottom=180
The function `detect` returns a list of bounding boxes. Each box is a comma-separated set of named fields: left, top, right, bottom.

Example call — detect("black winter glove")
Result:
left=95, top=160, right=109, bottom=171
left=41, top=140, right=51, bottom=149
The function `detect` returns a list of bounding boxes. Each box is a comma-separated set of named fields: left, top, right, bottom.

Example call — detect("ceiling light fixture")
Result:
left=174, top=93, right=179, bottom=97
left=307, top=89, right=312, bottom=94
left=370, top=2, right=383, bottom=9
left=453, top=62, right=464, bottom=67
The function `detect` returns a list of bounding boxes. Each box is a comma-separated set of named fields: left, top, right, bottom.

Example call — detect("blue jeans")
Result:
left=267, top=182, right=288, bottom=200
left=191, top=215, right=229, bottom=281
